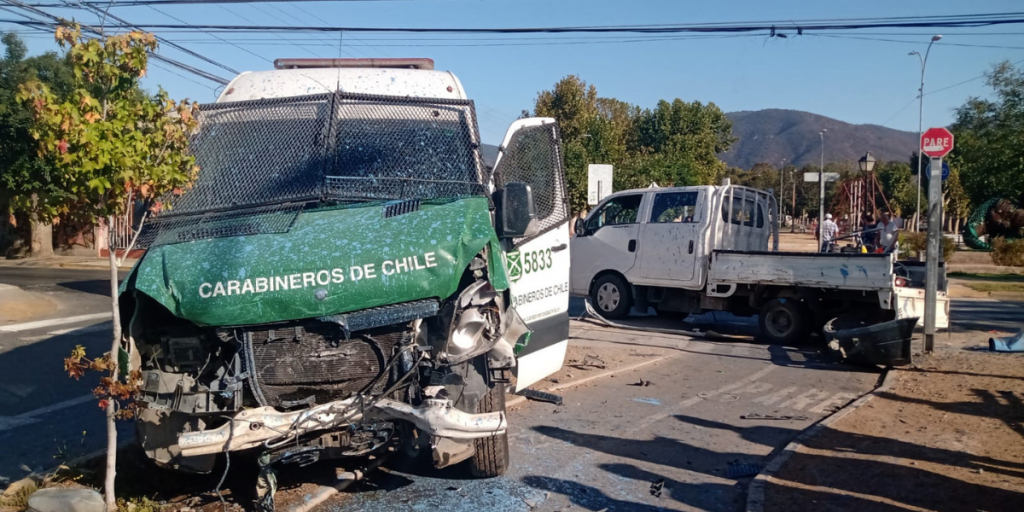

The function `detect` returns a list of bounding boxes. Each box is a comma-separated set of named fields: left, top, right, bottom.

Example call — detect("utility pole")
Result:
left=779, top=159, right=786, bottom=219
left=910, top=34, right=943, bottom=232
left=819, top=130, right=827, bottom=243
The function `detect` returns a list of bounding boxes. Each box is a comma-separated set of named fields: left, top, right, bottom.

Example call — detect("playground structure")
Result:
left=964, top=197, right=1024, bottom=251
left=827, top=171, right=893, bottom=236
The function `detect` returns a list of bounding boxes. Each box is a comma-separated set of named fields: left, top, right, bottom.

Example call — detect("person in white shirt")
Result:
left=878, top=211, right=900, bottom=253
left=820, top=213, right=839, bottom=252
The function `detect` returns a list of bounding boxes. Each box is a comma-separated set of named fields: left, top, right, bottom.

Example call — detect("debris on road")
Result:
left=649, top=478, right=665, bottom=498
left=725, top=462, right=763, bottom=478
left=823, top=316, right=916, bottom=366
left=740, top=413, right=808, bottom=421
left=989, top=329, right=1024, bottom=352
left=631, top=378, right=653, bottom=387
left=516, top=389, right=564, bottom=406
left=632, top=397, right=662, bottom=406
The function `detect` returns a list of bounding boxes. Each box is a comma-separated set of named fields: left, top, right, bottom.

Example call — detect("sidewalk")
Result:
left=0, top=256, right=138, bottom=271
left=761, top=330, right=1024, bottom=512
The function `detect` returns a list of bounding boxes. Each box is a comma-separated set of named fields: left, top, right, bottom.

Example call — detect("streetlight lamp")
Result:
left=819, top=129, right=826, bottom=241
left=910, top=34, right=943, bottom=231
left=858, top=152, right=876, bottom=173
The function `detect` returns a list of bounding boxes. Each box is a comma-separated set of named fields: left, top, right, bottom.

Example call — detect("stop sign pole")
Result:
left=921, top=127, right=953, bottom=352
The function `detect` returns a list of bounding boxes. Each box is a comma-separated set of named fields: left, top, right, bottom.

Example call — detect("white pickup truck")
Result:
left=570, top=180, right=948, bottom=343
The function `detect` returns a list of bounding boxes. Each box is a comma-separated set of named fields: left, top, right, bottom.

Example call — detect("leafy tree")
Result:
left=13, top=25, right=199, bottom=511
left=532, top=75, right=735, bottom=214
left=0, top=32, right=75, bottom=257
left=950, top=61, right=1024, bottom=208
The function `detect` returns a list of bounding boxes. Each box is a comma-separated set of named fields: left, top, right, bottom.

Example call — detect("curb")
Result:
left=506, top=350, right=680, bottom=409
left=744, top=369, right=901, bottom=512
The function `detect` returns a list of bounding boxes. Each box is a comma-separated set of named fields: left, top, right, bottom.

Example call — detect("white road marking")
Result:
left=780, top=388, right=833, bottom=411
left=0, top=313, right=111, bottom=333
left=808, top=392, right=859, bottom=414
left=752, top=386, right=798, bottom=405
left=0, top=394, right=96, bottom=433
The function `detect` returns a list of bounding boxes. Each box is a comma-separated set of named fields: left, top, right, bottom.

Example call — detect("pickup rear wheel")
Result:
left=591, top=274, right=632, bottom=319
left=759, top=298, right=808, bottom=345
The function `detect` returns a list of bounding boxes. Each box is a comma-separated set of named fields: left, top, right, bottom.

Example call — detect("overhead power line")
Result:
left=6, top=11, right=1024, bottom=35
left=0, top=0, right=231, bottom=84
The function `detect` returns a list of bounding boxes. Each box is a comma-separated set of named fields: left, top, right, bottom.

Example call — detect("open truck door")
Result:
left=492, top=118, right=571, bottom=392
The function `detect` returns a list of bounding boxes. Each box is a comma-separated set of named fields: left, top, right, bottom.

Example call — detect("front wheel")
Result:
left=758, top=298, right=809, bottom=345
left=590, top=274, right=632, bottom=319
left=468, top=381, right=509, bottom=478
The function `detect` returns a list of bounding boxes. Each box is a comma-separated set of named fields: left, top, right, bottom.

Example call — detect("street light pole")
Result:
left=910, top=34, right=943, bottom=232
left=819, top=130, right=826, bottom=244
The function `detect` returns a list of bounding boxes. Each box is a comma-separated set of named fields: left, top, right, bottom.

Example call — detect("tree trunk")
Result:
left=29, top=194, right=53, bottom=259
left=105, top=215, right=120, bottom=512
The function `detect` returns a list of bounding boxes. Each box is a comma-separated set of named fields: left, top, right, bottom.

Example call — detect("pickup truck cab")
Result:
left=571, top=181, right=948, bottom=344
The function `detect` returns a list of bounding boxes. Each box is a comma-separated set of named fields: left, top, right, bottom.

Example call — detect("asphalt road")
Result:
left=0, top=266, right=1021, bottom=511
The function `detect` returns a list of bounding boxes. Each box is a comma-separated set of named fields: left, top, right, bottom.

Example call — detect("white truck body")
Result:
left=571, top=182, right=948, bottom=342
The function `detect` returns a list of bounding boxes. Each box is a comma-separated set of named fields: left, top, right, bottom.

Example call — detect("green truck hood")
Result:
left=122, top=197, right=507, bottom=327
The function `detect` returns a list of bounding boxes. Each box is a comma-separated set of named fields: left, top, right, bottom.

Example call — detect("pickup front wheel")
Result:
left=591, top=274, right=632, bottom=319
left=758, top=298, right=808, bottom=345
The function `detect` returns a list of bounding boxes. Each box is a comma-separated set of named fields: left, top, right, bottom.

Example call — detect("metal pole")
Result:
left=779, top=159, right=785, bottom=219
left=911, top=35, right=942, bottom=232
left=819, top=130, right=826, bottom=249
left=924, top=156, right=943, bottom=352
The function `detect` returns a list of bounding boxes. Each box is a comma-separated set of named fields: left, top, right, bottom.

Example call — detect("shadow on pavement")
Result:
left=527, top=415, right=801, bottom=512
left=56, top=279, right=114, bottom=297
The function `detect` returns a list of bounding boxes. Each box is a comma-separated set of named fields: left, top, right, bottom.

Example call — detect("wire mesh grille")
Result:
left=136, top=203, right=304, bottom=248
left=325, top=94, right=486, bottom=202
left=138, top=93, right=488, bottom=249
left=492, top=122, right=570, bottom=246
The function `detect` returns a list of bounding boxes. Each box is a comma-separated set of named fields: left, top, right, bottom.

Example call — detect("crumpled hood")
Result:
left=122, top=196, right=507, bottom=327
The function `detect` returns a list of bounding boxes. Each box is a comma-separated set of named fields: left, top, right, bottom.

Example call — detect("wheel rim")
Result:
left=765, top=307, right=795, bottom=338
left=596, top=282, right=620, bottom=312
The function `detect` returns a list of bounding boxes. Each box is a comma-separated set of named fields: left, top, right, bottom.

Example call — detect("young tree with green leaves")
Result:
left=13, top=25, right=199, bottom=510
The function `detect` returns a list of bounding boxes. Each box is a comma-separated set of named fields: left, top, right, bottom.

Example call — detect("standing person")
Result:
left=861, top=212, right=878, bottom=249
left=878, top=211, right=900, bottom=253
left=820, top=213, right=839, bottom=252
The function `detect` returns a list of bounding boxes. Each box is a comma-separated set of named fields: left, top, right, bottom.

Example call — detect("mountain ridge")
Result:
left=722, top=109, right=919, bottom=170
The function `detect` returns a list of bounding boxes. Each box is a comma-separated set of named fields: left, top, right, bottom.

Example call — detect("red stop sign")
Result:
left=921, top=127, right=954, bottom=158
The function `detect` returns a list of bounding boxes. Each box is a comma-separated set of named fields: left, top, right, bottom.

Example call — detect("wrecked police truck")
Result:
left=119, top=58, right=572, bottom=478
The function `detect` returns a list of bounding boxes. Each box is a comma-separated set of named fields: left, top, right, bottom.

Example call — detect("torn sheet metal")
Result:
left=121, top=197, right=508, bottom=327
left=178, top=396, right=506, bottom=456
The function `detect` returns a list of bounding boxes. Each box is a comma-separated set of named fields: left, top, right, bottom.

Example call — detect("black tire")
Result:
left=590, top=274, right=632, bottom=319
left=468, top=382, right=509, bottom=478
left=758, top=298, right=808, bottom=345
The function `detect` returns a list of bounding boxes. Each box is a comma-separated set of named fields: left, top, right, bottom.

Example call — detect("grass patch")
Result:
left=960, top=281, right=1024, bottom=293
left=0, top=480, right=38, bottom=510
left=948, top=272, right=1024, bottom=282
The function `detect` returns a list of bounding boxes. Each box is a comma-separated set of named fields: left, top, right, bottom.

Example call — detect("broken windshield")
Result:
left=164, top=93, right=486, bottom=217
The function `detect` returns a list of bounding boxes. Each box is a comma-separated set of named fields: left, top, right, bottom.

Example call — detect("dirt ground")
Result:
left=764, top=332, right=1024, bottom=512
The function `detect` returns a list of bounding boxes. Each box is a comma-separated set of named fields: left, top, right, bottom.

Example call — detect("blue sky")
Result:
left=3, top=0, right=1024, bottom=144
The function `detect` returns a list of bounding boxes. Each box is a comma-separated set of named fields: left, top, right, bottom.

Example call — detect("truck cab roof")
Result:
left=217, top=67, right=468, bottom=103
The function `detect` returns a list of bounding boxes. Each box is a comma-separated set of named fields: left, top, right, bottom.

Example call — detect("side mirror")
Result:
left=574, top=218, right=586, bottom=237
left=495, top=182, right=538, bottom=239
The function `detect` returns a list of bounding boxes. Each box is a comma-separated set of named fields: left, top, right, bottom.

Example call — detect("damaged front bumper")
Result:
left=178, top=397, right=507, bottom=457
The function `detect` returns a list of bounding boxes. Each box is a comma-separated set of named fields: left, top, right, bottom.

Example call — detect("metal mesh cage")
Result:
left=137, top=93, right=488, bottom=249
left=325, top=94, right=486, bottom=202
left=136, top=203, right=304, bottom=248
left=492, top=122, right=570, bottom=247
